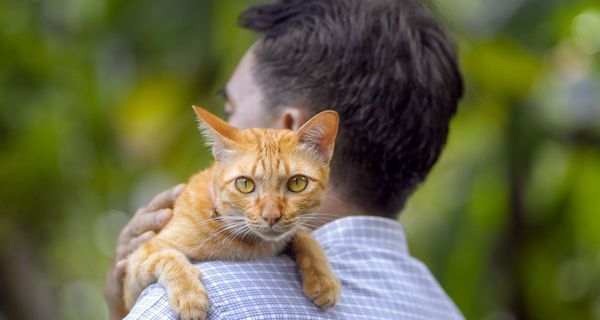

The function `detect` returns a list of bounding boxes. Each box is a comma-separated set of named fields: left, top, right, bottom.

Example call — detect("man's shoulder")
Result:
left=127, top=216, right=464, bottom=319
left=197, top=258, right=334, bottom=319
left=129, top=257, right=331, bottom=319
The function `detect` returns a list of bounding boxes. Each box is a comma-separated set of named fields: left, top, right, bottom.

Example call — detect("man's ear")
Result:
left=279, top=108, right=308, bottom=131
left=193, top=105, right=240, bottom=162
left=296, top=110, right=339, bottom=163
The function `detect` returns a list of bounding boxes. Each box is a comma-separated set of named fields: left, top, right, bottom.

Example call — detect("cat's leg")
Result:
left=292, top=230, right=341, bottom=309
left=124, top=240, right=208, bottom=320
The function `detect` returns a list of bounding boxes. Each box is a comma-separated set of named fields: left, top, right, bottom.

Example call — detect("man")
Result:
left=105, top=0, right=464, bottom=318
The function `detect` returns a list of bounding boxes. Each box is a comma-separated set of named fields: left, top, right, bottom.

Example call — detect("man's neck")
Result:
left=308, top=188, right=365, bottom=230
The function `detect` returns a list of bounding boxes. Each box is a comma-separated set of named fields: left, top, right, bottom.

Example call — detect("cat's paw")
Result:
left=169, top=288, right=208, bottom=320
left=302, top=270, right=341, bottom=309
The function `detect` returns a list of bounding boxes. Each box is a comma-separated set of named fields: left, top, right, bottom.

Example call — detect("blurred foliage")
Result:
left=0, top=0, right=599, bottom=319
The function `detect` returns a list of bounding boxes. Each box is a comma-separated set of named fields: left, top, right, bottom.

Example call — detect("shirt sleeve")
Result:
left=124, top=283, right=179, bottom=320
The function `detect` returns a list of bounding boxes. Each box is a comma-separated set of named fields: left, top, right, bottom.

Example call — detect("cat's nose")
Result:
left=262, top=201, right=282, bottom=226
left=263, top=214, right=282, bottom=227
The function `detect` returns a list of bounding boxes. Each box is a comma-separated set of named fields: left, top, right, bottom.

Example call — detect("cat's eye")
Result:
left=235, top=177, right=255, bottom=193
left=287, top=175, right=308, bottom=192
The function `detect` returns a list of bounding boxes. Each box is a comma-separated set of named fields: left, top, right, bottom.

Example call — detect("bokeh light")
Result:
left=0, top=0, right=599, bottom=319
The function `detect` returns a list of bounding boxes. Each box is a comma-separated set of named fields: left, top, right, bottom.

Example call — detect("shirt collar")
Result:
left=312, top=215, right=408, bottom=253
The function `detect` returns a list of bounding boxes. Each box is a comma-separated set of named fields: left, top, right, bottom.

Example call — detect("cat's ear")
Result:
left=296, top=110, right=339, bottom=163
left=193, top=105, right=240, bottom=162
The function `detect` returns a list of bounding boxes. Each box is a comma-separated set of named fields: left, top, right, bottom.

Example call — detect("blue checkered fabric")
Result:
left=125, top=216, right=464, bottom=319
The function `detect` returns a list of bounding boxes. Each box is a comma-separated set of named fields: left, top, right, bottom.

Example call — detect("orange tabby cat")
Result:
left=123, top=106, right=341, bottom=319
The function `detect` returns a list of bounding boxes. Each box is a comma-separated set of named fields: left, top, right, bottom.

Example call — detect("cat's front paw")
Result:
left=302, top=270, right=341, bottom=309
left=169, top=288, right=208, bottom=320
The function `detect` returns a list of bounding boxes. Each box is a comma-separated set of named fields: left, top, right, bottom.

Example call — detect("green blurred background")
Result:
left=0, top=0, right=599, bottom=319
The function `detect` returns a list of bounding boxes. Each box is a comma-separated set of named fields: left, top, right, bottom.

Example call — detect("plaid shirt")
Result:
left=126, top=216, right=464, bottom=319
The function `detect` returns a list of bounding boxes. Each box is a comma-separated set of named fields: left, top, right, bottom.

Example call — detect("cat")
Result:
left=123, top=106, right=341, bottom=320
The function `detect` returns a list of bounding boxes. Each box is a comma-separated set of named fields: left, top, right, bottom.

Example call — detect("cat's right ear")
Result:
left=193, top=106, right=240, bottom=162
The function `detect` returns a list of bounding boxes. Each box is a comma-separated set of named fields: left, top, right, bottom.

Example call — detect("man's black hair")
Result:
left=240, top=0, right=463, bottom=217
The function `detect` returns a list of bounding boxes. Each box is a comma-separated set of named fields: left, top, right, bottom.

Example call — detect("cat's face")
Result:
left=194, top=107, right=338, bottom=242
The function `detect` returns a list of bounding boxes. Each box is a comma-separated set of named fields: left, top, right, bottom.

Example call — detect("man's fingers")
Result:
left=118, top=209, right=172, bottom=259
left=126, top=230, right=157, bottom=255
left=126, top=183, right=182, bottom=237
left=144, top=184, right=185, bottom=213
left=114, top=259, right=127, bottom=282
left=129, top=209, right=173, bottom=236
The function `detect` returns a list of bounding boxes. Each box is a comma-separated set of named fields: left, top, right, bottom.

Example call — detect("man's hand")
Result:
left=104, top=183, right=185, bottom=320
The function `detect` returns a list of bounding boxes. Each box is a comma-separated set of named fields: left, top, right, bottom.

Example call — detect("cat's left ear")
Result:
left=296, top=110, right=339, bottom=163
left=193, top=105, right=240, bottom=162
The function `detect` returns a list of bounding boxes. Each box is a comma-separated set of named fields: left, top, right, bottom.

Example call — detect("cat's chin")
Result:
left=254, top=228, right=295, bottom=242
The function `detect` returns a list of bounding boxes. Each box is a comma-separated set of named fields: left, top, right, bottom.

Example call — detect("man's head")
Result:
left=222, top=0, right=463, bottom=217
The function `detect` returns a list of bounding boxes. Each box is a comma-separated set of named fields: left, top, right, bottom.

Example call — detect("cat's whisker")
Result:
left=198, top=227, right=233, bottom=246
left=298, top=218, right=321, bottom=225
left=238, top=225, right=256, bottom=242
left=218, top=221, right=251, bottom=246
left=219, top=221, right=246, bottom=231
left=300, top=212, right=342, bottom=226
left=299, top=223, right=322, bottom=231
left=220, top=231, right=239, bottom=246
left=185, top=215, right=246, bottom=230
left=299, top=216, right=337, bottom=224
left=218, top=231, right=240, bottom=247
left=229, top=223, right=248, bottom=238
left=235, top=226, right=249, bottom=240
left=301, top=215, right=333, bottom=220
left=224, top=224, right=253, bottom=245
left=294, top=223, right=309, bottom=231
left=299, top=215, right=328, bottom=222
left=302, top=212, right=341, bottom=219
left=300, top=221, right=327, bottom=230
left=298, top=218, right=328, bottom=230
left=324, top=194, right=346, bottom=204
left=295, top=225, right=313, bottom=235
left=212, top=216, right=246, bottom=223
left=197, top=222, right=247, bottom=247
left=304, top=211, right=340, bottom=216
